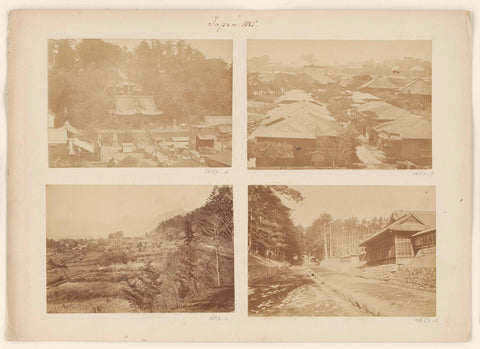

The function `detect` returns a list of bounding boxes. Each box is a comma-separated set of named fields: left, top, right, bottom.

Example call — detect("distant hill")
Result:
left=154, top=208, right=187, bottom=224
left=47, top=208, right=187, bottom=240
left=147, top=206, right=204, bottom=240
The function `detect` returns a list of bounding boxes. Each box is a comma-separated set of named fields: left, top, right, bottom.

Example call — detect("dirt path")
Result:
left=249, top=265, right=371, bottom=316
left=309, top=265, right=436, bottom=316
left=356, top=145, right=381, bottom=167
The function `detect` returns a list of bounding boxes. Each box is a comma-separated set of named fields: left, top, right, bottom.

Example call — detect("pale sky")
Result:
left=47, top=185, right=214, bottom=239
left=104, top=39, right=232, bottom=62
left=284, top=186, right=436, bottom=227
left=248, top=40, right=431, bottom=66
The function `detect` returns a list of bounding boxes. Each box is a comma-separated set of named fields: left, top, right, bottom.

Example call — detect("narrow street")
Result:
left=248, top=264, right=371, bottom=316
left=355, top=145, right=381, bottom=168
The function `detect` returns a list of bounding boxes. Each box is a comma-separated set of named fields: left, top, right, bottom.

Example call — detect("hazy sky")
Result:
left=284, top=186, right=435, bottom=227
left=104, top=39, right=232, bottom=62
left=248, top=40, right=431, bottom=66
left=47, top=185, right=214, bottom=239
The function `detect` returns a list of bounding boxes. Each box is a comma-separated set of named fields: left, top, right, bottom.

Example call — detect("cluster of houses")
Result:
left=248, top=63, right=432, bottom=169
left=48, top=76, right=232, bottom=167
left=351, top=80, right=432, bottom=167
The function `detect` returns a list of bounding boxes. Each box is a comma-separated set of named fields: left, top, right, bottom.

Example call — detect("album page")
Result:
left=7, top=10, right=472, bottom=341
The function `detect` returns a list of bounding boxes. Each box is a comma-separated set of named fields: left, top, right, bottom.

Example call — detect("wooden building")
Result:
left=359, top=211, right=436, bottom=266
left=189, top=115, right=232, bottom=152
left=111, top=95, right=165, bottom=128
left=398, top=79, right=432, bottom=106
left=371, top=113, right=432, bottom=167
left=274, top=89, right=316, bottom=104
left=303, top=65, right=338, bottom=89
left=251, top=110, right=342, bottom=167
left=358, top=76, right=398, bottom=97
left=411, top=228, right=436, bottom=256
left=48, top=121, right=99, bottom=166
left=353, top=100, right=412, bottom=137
left=399, top=79, right=431, bottom=97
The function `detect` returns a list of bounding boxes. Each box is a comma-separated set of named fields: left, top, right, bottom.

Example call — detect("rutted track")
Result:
left=303, top=265, right=376, bottom=316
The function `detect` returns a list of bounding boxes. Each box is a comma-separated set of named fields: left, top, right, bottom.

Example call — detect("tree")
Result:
left=123, top=260, right=166, bottom=312
left=197, top=214, right=224, bottom=286
left=337, top=125, right=361, bottom=168
left=248, top=186, right=304, bottom=261
left=305, top=213, right=334, bottom=260
left=247, top=72, right=263, bottom=97
left=77, top=39, right=123, bottom=68
left=48, top=39, right=233, bottom=129
left=304, top=214, right=390, bottom=258
left=247, top=139, right=295, bottom=167
left=195, top=186, right=233, bottom=287
left=327, top=96, right=353, bottom=122
left=317, top=125, right=360, bottom=168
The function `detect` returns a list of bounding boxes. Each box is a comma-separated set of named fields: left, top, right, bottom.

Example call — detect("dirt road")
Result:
left=309, top=264, right=436, bottom=316
left=248, top=265, right=371, bottom=316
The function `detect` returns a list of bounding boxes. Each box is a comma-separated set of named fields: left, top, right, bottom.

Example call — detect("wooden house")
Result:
left=251, top=109, right=342, bottom=167
left=371, top=113, right=432, bottom=167
left=359, top=211, right=436, bottom=266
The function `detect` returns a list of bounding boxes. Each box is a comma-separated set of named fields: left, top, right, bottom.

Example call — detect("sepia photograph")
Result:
left=247, top=40, right=432, bottom=169
left=48, top=39, right=232, bottom=168
left=248, top=185, right=436, bottom=316
left=46, top=185, right=234, bottom=313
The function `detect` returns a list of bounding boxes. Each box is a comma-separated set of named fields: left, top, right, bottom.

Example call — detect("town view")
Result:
left=247, top=40, right=432, bottom=169
left=48, top=39, right=232, bottom=167
left=248, top=185, right=436, bottom=316
left=47, top=185, right=234, bottom=313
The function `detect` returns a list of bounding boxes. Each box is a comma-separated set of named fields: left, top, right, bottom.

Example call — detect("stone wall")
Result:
left=392, top=266, right=436, bottom=289
left=355, top=264, right=398, bottom=281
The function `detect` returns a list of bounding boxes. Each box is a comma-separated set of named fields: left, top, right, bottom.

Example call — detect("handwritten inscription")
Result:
left=412, top=170, right=434, bottom=176
left=414, top=317, right=439, bottom=324
left=209, top=315, right=229, bottom=321
left=208, top=16, right=259, bottom=32
left=204, top=168, right=229, bottom=175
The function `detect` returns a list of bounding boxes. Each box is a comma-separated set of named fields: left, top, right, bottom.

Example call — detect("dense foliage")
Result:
left=247, top=139, right=295, bottom=163
left=248, top=186, right=304, bottom=261
left=304, top=214, right=389, bottom=260
left=48, top=39, right=232, bottom=128
left=248, top=185, right=390, bottom=263
left=124, top=185, right=234, bottom=312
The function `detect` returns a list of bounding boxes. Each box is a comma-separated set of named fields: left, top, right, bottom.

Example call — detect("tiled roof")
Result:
left=357, top=101, right=411, bottom=121
left=204, top=115, right=232, bottom=126
left=112, top=95, right=164, bottom=116
left=252, top=112, right=342, bottom=140
left=360, top=210, right=436, bottom=246
left=265, top=101, right=335, bottom=124
left=373, top=113, right=432, bottom=139
left=360, top=76, right=398, bottom=90
left=399, top=79, right=432, bottom=96
left=275, top=90, right=316, bottom=104
left=350, top=91, right=382, bottom=104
